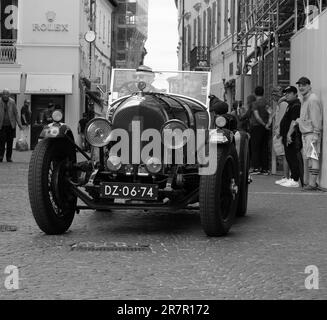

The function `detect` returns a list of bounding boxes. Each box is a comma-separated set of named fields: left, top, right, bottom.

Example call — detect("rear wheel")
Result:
left=28, top=138, right=77, bottom=235
left=199, top=145, right=239, bottom=236
left=236, top=133, right=250, bottom=217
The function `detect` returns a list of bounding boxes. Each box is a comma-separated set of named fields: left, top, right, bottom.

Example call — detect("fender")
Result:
left=234, top=131, right=250, bottom=157
left=196, top=128, right=234, bottom=159
left=39, top=123, right=75, bottom=142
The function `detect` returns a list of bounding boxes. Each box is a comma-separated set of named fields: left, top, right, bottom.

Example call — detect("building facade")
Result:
left=290, top=8, right=327, bottom=189
left=111, top=0, right=149, bottom=68
left=176, top=0, right=239, bottom=107
left=176, top=0, right=327, bottom=180
left=0, top=0, right=117, bottom=149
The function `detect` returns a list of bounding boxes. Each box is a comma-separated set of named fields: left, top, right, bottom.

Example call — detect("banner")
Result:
left=0, top=0, right=18, bottom=40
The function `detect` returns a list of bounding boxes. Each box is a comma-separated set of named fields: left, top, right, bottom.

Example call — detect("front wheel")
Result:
left=199, top=145, right=239, bottom=237
left=28, top=138, right=77, bottom=235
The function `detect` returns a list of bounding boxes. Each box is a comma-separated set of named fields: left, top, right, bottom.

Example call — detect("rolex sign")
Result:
left=0, top=0, right=18, bottom=40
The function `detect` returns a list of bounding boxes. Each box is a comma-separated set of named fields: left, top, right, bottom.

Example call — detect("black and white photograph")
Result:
left=0, top=0, right=327, bottom=307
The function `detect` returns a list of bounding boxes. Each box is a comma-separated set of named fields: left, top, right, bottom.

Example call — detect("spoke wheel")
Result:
left=28, top=138, right=77, bottom=235
left=200, top=145, right=239, bottom=237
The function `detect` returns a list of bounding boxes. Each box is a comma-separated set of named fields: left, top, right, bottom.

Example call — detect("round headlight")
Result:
left=162, top=120, right=189, bottom=150
left=106, top=155, right=122, bottom=171
left=85, top=118, right=112, bottom=148
left=52, top=110, right=63, bottom=122
left=138, top=81, right=147, bottom=91
left=145, top=157, right=162, bottom=174
left=215, top=116, right=227, bottom=128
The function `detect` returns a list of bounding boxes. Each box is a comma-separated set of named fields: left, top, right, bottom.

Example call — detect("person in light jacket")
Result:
left=288, top=77, right=323, bottom=191
left=0, top=89, right=23, bottom=162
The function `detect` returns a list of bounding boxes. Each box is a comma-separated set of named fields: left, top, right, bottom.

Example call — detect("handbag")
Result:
left=15, top=130, right=29, bottom=152
left=273, top=135, right=284, bottom=156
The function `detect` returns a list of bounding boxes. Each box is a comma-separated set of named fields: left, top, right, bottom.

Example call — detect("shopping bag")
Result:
left=310, top=141, right=319, bottom=160
left=273, top=135, right=284, bottom=156
left=15, top=131, right=29, bottom=151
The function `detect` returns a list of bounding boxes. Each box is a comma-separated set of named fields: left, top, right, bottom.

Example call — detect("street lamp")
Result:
left=84, top=30, right=96, bottom=79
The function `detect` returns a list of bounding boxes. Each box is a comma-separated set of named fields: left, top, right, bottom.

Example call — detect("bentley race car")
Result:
left=28, top=68, right=250, bottom=237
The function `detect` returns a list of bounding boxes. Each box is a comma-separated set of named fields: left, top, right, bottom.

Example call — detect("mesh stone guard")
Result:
left=0, top=225, right=18, bottom=232
left=70, top=242, right=151, bottom=252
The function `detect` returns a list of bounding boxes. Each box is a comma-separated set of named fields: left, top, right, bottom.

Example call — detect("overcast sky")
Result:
left=144, top=0, right=179, bottom=71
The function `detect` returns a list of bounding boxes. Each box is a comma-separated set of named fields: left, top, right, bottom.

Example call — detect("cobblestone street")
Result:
left=1, top=150, right=327, bottom=300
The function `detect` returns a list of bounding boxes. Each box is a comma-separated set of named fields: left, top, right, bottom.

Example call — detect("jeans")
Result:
left=284, top=141, right=303, bottom=182
left=0, top=126, right=15, bottom=160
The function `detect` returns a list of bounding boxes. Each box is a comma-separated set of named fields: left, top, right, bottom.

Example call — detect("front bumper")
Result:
left=70, top=183, right=199, bottom=212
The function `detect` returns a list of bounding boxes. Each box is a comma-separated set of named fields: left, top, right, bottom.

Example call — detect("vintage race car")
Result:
left=28, top=68, right=250, bottom=237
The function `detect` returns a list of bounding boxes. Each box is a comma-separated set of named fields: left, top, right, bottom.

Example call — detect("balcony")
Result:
left=190, top=46, right=210, bottom=71
left=0, top=40, right=16, bottom=64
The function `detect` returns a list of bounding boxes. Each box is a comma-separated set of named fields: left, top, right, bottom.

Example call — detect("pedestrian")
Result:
left=271, top=86, right=290, bottom=185
left=289, top=77, right=323, bottom=191
left=278, top=86, right=303, bottom=188
left=209, top=94, right=228, bottom=115
left=78, top=112, right=89, bottom=151
left=239, top=94, right=256, bottom=133
left=230, top=101, right=245, bottom=130
left=20, top=99, right=31, bottom=142
left=43, top=102, right=55, bottom=124
left=0, top=89, right=23, bottom=162
left=21, top=99, right=31, bottom=127
left=250, top=86, right=271, bottom=175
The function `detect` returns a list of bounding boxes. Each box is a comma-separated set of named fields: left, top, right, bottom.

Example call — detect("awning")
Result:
left=25, top=74, right=73, bottom=94
left=0, top=73, right=21, bottom=93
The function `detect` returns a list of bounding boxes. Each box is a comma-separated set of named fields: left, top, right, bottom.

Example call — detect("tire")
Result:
left=28, top=138, right=77, bottom=235
left=199, top=144, right=240, bottom=237
left=236, top=133, right=250, bottom=217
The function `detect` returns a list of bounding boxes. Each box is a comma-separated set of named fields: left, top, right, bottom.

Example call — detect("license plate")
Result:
left=100, top=183, right=158, bottom=200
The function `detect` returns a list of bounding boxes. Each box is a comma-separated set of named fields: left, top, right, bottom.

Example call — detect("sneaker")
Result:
left=6, top=159, right=13, bottom=162
left=280, top=179, right=300, bottom=188
left=250, top=169, right=261, bottom=175
left=260, top=170, right=270, bottom=176
left=275, top=177, right=289, bottom=185
left=301, top=184, right=319, bottom=192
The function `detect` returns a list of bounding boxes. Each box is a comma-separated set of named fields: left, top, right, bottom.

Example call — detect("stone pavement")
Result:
left=0, top=150, right=327, bottom=300
left=9, top=150, right=33, bottom=163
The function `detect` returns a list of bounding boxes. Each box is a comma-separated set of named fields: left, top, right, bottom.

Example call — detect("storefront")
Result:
left=24, top=73, right=72, bottom=148
left=12, top=0, right=87, bottom=149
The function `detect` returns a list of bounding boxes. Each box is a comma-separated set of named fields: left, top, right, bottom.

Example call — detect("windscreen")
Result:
left=109, top=69, right=211, bottom=107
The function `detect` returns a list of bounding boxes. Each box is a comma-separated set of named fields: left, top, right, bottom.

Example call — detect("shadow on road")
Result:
left=87, top=209, right=202, bottom=235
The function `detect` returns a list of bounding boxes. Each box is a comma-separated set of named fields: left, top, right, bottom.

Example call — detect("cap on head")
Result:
left=296, top=77, right=311, bottom=86
left=2, top=88, right=10, bottom=95
left=283, top=86, right=298, bottom=95
left=271, top=86, right=282, bottom=93
left=136, top=65, right=153, bottom=73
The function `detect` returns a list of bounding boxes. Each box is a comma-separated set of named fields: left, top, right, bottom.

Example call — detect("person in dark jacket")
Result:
left=239, top=94, right=256, bottom=133
left=209, top=94, right=229, bottom=115
left=250, top=86, right=271, bottom=175
left=0, top=89, right=23, bottom=162
left=278, top=86, right=303, bottom=188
